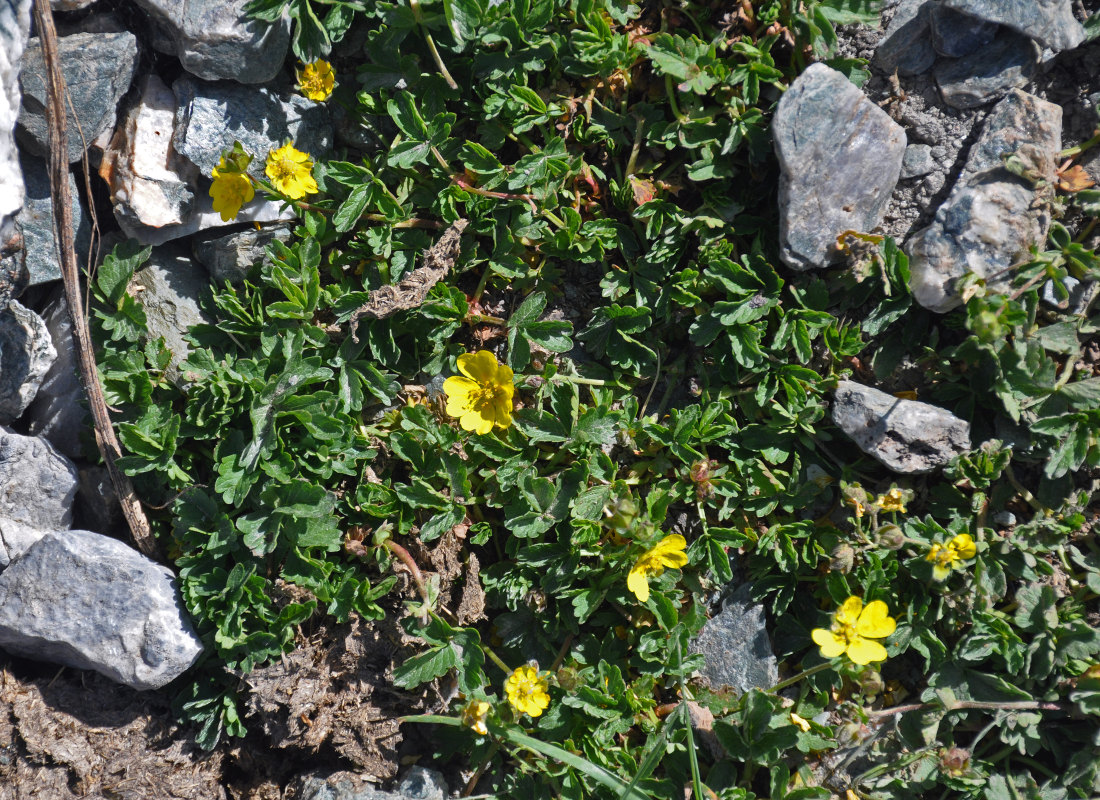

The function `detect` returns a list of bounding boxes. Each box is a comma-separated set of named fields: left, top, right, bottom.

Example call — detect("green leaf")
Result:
left=392, top=645, right=458, bottom=688
left=333, top=183, right=372, bottom=232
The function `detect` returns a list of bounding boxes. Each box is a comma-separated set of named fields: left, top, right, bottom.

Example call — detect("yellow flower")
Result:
left=265, top=143, right=318, bottom=200
left=627, top=534, right=689, bottom=603
left=297, top=60, right=335, bottom=101
left=443, top=350, right=515, bottom=434
left=209, top=156, right=255, bottom=221
left=461, top=699, right=491, bottom=735
left=926, top=533, right=976, bottom=581
left=789, top=712, right=812, bottom=732
left=811, top=596, right=896, bottom=666
left=878, top=488, right=906, bottom=514
left=504, top=665, right=550, bottom=717
left=845, top=496, right=865, bottom=518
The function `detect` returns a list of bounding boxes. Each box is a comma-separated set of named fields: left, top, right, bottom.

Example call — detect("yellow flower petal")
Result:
left=651, top=534, right=689, bottom=567
left=812, top=628, right=847, bottom=658
left=846, top=636, right=888, bottom=665
left=856, top=600, right=896, bottom=639
left=627, top=566, right=651, bottom=602
left=265, top=143, right=317, bottom=200
left=836, top=596, right=864, bottom=627
left=458, top=350, right=499, bottom=383
left=950, top=533, right=976, bottom=560
left=931, top=563, right=951, bottom=581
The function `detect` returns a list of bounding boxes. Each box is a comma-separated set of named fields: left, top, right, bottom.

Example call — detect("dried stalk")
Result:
left=31, top=0, right=160, bottom=561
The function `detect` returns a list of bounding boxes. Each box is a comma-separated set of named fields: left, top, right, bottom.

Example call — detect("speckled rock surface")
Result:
left=941, top=0, right=1086, bottom=52
left=0, top=427, right=78, bottom=529
left=934, top=30, right=1039, bottom=109
left=0, top=298, right=56, bottom=424
left=774, top=63, right=906, bottom=271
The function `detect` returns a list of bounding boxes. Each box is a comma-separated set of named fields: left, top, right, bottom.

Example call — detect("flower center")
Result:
left=270, top=157, right=297, bottom=181
left=469, top=380, right=505, bottom=410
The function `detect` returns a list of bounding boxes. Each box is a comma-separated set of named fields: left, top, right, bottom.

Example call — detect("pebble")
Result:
left=901, top=144, right=936, bottom=178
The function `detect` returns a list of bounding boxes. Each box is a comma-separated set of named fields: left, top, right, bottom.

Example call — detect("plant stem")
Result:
left=550, top=374, right=607, bottom=387
left=867, top=699, right=1069, bottom=719
left=1059, top=130, right=1100, bottom=159
left=768, top=660, right=833, bottom=693
left=383, top=539, right=430, bottom=608
left=407, top=0, right=459, bottom=90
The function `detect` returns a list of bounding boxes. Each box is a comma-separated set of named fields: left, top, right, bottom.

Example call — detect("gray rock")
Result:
left=133, top=0, right=291, bottom=84
left=934, top=29, right=1039, bottom=110
left=25, top=292, right=85, bottom=459
left=173, top=76, right=332, bottom=181
left=99, top=75, right=198, bottom=242
left=288, top=769, right=449, bottom=800
left=1, top=153, right=92, bottom=288
left=0, top=516, right=45, bottom=569
left=0, top=529, right=203, bottom=689
left=0, top=298, right=56, bottom=423
left=874, top=0, right=937, bottom=77
left=192, top=224, right=292, bottom=285
left=908, top=90, right=1061, bottom=312
left=690, top=584, right=777, bottom=694
left=50, top=0, right=97, bottom=9
left=77, top=464, right=123, bottom=535
left=774, top=64, right=906, bottom=271
left=131, top=245, right=213, bottom=384
left=832, top=380, right=971, bottom=473
left=1040, top=276, right=1095, bottom=316
left=901, top=144, right=935, bottom=178
left=992, top=510, right=1017, bottom=527
left=18, top=30, right=138, bottom=164
left=941, top=0, right=1085, bottom=52
left=929, top=5, right=998, bottom=57
left=0, top=0, right=32, bottom=241
left=0, top=427, right=78, bottom=528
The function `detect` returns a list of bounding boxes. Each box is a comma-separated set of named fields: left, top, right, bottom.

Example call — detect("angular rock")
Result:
left=929, top=5, right=998, bottom=58
left=941, top=0, right=1085, bottom=52
left=774, top=64, right=906, bottom=271
left=935, top=29, right=1039, bottom=110
left=901, top=144, right=935, bottom=179
left=131, top=245, right=212, bottom=384
left=832, top=380, right=971, bottom=473
left=908, top=90, right=1061, bottom=312
left=873, top=0, right=936, bottom=77
left=132, top=0, right=291, bottom=84
left=0, top=529, right=203, bottom=689
left=173, top=76, right=332, bottom=181
left=0, top=516, right=46, bottom=569
left=288, top=769, right=449, bottom=800
left=192, top=224, right=292, bottom=285
left=0, top=0, right=32, bottom=241
left=127, top=193, right=298, bottom=246
left=0, top=298, right=56, bottom=424
left=50, top=0, right=97, bottom=9
left=1, top=153, right=92, bottom=288
left=99, top=75, right=198, bottom=241
left=18, top=30, right=138, bottom=164
left=690, top=584, right=777, bottom=694
left=25, top=292, right=85, bottom=459
left=0, top=427, right=78, bottom=528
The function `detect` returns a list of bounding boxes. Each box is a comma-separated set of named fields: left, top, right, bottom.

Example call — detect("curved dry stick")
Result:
left=31, top=0, right=161, bottom=562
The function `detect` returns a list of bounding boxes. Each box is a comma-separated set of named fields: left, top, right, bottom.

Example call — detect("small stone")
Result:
left=18, top=30, right=138, bottom=164
left=131, top=244, right=213, bottom=385
left=99, top=74, right=199, bottom=242
left=396, top=767, right=449, bottom=800
left=1, top=153, right=92, bottom=288
left=992, top=510, right=1017, bottom=527
left=940, top=0, right=1085, bottom=52
left=832, top=381, right=971, bottom=473
left=0, top=0, right=32, bottom=240
left=901, top=144, right=935, bottom=178
left=0, top=517, right=45, bottom=570
left=935, top=29, right=1039, bottom=110
left=908, top=90, right=1062, bottom=312
left=131, top=0, right=290, bottom=84
left=929, top=5, right=998, bottom=58
left=1040, top=276, right=1094, bottom=316
left=0, top=298, right=56, bottom=423
left=25, top=291, right=85, bottom=459
left=172, top=76, right=332, bottom=181
left=690, top=584, right=778, bottom=694
left=874, top=0, right=937, bottom=77
left=192, top=224, right=292, bottom=285
left=0, top=529, right=203, bottom=689
left=0, top=427, right=79, bottom=529
left=774, top=64, right=906, bottom=271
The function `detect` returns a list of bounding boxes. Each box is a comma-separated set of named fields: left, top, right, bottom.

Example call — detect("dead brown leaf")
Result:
left=1057, top=164, right=1097, bottom=192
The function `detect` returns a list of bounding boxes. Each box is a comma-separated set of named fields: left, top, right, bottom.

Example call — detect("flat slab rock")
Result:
left=0, top=529, right=203, bottom=690
left=690, top=584, right=778, bottom=694
left=773, top=63, right=906, bottom=271
left=908, top=90, right=1062, bottom=312
left=941, top=0, right=1085, bottom=53
left=832, top=381, right=971, bottom=473
left=0, top=427, right=78, bottom=529
left=934, top=29, right=1038, bottom=110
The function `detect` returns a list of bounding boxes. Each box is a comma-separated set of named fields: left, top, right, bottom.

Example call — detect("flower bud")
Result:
left=876, top=524, right=905, bottom=550
left=939, top=746, right=971, bottom=776
left=858, top=668, right=884, bottom=697
left=830, top=543, right=855, bottom=573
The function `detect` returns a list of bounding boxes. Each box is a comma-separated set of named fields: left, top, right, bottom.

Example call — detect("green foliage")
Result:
left=89, top=0, right=1100, bottom=797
